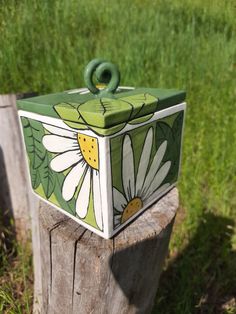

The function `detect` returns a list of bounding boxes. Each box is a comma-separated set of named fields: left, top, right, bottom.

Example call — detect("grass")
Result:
left=0, top=220, right=33, bottom=314
left=0, top=0, right=236, bottom=313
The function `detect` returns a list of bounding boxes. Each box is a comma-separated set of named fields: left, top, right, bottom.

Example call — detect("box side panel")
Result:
left=18, top=110, right=108, bottom=238
left=98, top=136, right=112, bottom=238
left=110, top=103, right=186, bottom=235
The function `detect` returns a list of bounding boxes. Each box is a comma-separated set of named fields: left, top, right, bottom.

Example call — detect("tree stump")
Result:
left=34, top=188, right=179, bottom=314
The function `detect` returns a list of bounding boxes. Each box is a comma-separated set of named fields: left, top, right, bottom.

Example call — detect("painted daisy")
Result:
left=42, top=123, right=103, bottom=230
left=113, top=127, right=171, bottom=227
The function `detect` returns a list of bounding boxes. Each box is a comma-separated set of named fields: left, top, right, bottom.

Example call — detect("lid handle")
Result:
left=84, top=58, right=120, bottom=97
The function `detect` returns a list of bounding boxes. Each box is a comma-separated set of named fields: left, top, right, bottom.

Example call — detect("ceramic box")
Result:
left=17, top=59, right=186, bottom=238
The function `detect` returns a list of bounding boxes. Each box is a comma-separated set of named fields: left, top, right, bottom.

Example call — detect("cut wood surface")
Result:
left=35, top=188, right=179, bottom=314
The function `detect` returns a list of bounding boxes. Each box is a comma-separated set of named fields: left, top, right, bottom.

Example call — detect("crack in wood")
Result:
left=105, top=237, right=115, bottom=297
left=0, top=105, right=11, bottom=109
left=72, top=228, right=87, bottom=310
left=49, top=218, right=70, bottom=301
left=35, top=189, right=178, bottom=313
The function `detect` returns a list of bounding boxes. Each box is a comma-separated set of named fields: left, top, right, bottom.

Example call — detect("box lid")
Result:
left=17, top=59, right=186, bottom=134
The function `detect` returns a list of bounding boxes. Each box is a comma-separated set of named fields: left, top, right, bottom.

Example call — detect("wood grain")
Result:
left=0, top=94, right=32, bottom=239
left=0, top=94, right=42, bottom=311
left=36, top=188, right=179, bottom=314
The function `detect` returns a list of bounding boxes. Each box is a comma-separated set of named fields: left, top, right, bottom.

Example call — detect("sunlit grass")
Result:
left=0, top=234, right=33, bottom=314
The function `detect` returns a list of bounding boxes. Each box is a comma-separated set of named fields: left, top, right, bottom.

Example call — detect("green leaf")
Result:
left=156, top=121, right=174, bottom=152
left=128, top=113, right=154, bottom=125
left=62, top=120, right=89, bottom=130
left=172, top=111, right=184, bottom=140
left=90, top=123, right=126, bottom=136
left=39, top=154, right=56, bottom=199
left=78, top=98, right=132, bottom=128
left=54, top=102, right=81, bottom=122
left=30, top=167, right=41, bottom=190
left=121, top=93, right=158, bottom=120
left=53, top=175, right=76, bottom=215
left=156, top=111, right=184, bottom=184
left=21, top=117, right=46, bottom=169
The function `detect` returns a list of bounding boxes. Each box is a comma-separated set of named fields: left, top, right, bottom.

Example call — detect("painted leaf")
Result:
left=54, top=174, right=76, bottom=215
left=156, top=121, right=174, bottom=152
left=156, top=112, right=184, bottom=183
left=21, top=117, right=46, bottom=169
left=121, top=93, right=158, bottom=120
left=167, top=111, right=184, bottom=182
left=54, top=102, right=81, bottom=122
left=30, top=167, right=41, bottom=190
left=172, top=111, right=184, bottom=140
left=90, top=123, right=126, bottom=136
left=128, top=113, right=154, bottom=125
left=78, top=98, right=132, bottom=128
left=62, top=120, right=89, bottom=130
left=39, top=154, right=56, bottom=199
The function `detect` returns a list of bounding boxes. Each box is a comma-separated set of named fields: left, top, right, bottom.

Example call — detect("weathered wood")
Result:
left=0, top=94, right=33, bottom=240
left=35, top=188, right=179, bottom=314
left=0, top=94, right=42, bottom=311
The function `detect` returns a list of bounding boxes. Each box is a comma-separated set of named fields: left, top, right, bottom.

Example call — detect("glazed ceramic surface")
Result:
left=17, top=59, right=186, bottom=238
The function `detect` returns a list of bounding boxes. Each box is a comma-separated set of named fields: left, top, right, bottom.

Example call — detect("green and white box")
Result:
left=17, top=59, right=186, bottom=239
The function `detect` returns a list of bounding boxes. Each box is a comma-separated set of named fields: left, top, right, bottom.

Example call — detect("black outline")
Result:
left=120, top=133, right=136, bottom=202
left=22, top=117, right=46, bottom=169
left=60, top=161, right=88, bottom=202
left=53, top=93, right=157, bottom=137
left=91, top=170, right=104, bottom=231
left=135, top=127, right=153, bottom=197
left=74, top=166, right=91, bottom=220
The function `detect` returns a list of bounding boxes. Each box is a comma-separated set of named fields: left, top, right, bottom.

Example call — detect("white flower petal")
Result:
left=62, top=162, right=87, bottom=201
left=43, top=123, right=76, bottom=138
left=114, top=215, right=122, bottom=226
left=50, top=150, right=81, bottom=172
left=135, top=128, right=153, bottom=195
left=143, top=161, right=171, bottom=199
left=144, top=183, right=171, bottom=201
left=113, top=188, right=127, bottom=213
left=122, top=135, right=135, bottom=200
left=92, top=171, right=103, bottom=230
left=76, top=168, right=91, bottom=218
left=142, top=141, right=167, bottom=194
left=43, top=135, right=79, bottom=153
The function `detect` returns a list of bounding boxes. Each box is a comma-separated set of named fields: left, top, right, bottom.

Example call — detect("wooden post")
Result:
left=34, top=188, right=179, bottom=314
left=0, top=93, right=42, bottom=311
left=0, top=94, right=30, bottom=239
left=0, top=93, right=38, bottom=241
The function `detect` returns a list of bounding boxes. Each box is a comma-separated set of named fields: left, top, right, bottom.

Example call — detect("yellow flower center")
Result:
left=121, top=197, right=143, bottom=223
left=78, top=133, right=99, bottom=170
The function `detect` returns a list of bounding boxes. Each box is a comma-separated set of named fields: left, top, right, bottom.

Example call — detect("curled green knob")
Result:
left=84, top=58, right=120, bottom=97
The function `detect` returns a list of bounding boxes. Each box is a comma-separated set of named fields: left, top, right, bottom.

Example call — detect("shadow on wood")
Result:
left=109, top=223, right=174, bottom=314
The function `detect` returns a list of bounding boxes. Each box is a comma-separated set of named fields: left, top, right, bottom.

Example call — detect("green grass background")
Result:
left=0, top=0, right=235, bottom=313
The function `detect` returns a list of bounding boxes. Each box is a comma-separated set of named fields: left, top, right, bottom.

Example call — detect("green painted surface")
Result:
left=21, top=116, right=101, bottom=230
left=17, top=87, right=186, bottom=129
left=110, top=111, right=184, bottom=228
left=1, top=0, right=235, bottom=311
left=82, top=186, right=100, bottom=230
